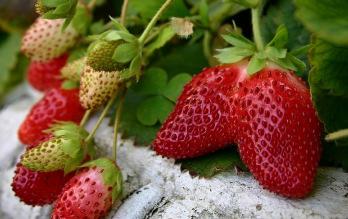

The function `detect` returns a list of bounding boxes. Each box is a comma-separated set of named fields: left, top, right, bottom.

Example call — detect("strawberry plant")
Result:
left=0, top=0, right=347, bottom=217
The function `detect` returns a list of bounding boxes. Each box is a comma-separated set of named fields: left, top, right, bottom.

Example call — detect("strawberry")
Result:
left=61, top=57, right=85, bottom=82
left=79, top=40, right=125, bottom=110
left=233, top=67, right=321, bottom=198
left=11, top=163, right=70, bottom=206
left=21, top=17, right=78, bottom=61
left=79, top=65, right=120, bottom=110
left=21, top=122, right=94, bottom=173
left=153, top=62, right=248, bottom=158
left=52, top=158, right=123, bottom=219
left=27, top=53, right=68, bottom=91
left=18, top=88, right=85, bottom=145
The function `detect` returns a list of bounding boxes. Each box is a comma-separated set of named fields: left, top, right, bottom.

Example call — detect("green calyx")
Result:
left=35, top=0, right=51, bottom=15
left=22, top=122, right=95, bottom=173
left=215, top=25, right=308, bottom=75
left=81, top=158, right=123, bottom=203
left=87, top=40, right=127, bottom=72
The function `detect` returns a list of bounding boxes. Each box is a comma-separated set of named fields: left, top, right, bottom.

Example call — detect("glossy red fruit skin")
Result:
left=27, top=54, right=68, bottom=92
left=234, top=68, right=322, bottom=198
left=52, top=167, right=113, bottom=219
left=153, top=63, right=248, bottom=159
left=18, top=88, right=85, bottom=145
left=11, top=163, right=70, bottom=206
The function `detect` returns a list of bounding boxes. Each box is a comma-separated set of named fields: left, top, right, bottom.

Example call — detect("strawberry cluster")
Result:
left=12, top=8, right=123, bottom=218
left=8, top=0, right=326, bottom=218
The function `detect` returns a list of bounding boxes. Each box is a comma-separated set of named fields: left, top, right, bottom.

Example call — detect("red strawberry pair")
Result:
left=153, top=62, right=322, bottom=198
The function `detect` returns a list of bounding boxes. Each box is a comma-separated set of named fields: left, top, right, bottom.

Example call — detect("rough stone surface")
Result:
left=0, top=96, right=348, bottom=219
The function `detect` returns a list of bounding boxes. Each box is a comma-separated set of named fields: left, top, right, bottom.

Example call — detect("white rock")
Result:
left=0, top=97, right=348, bottom=219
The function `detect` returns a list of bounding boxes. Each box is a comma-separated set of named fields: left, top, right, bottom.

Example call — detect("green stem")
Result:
left=251, top=5, right=264, bottom=51
left=138, top=0, right=174, bottom=45
left=87, top=0, right=98, bottom=10
left=203, top=31, right=214, bottom=66
left=80, top=110, right=92, bottom=127
left=112, top=89, right=127, bottom=161
left=325, top=129, right=348, bottom=142
left=120, top=0, right=129, bottom=26
left=85, top=91, right=118, bottom=143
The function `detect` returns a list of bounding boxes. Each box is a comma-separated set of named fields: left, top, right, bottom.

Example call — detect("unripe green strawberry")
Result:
left=21, top=17, right=79, bottom=61
left=79, top=65, right=120, bottom=110
left=21, top=137, right=70, bottom=171
left=61, top=57, right=86, bottom=82
left=21, top=122, right=95, bottom=173
left=87, top=40, right=125, bottom=72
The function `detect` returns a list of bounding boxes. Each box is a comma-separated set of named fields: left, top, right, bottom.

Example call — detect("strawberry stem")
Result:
left=138, top=0, right=174, bottom=45
left=251, top=3, right=264, bottom=51
left=85, top=91, right=119, bottom=143
left=112, top=89, right=127, bottom=162
left=325, top=129, right=348, bottom=141
left=120, top=0, right=129, bottom=26
left=87, top=0, right=98, bottom=10
left=80, top=110, right=92, bottom=127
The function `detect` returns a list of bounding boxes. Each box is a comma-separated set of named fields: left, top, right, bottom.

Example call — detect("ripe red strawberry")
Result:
left=233, top=67, right=321, bottom=198
left=21, top=17, right=78, bottom=61
left=153, top=62, right=248, bottom=158
left=11, top=163, right=70, bottom=206
left=52, top=158, right=123, bottom=219
left=27, top=54, right=68, bottom=92
left=18, top=88, right=85, bottom=145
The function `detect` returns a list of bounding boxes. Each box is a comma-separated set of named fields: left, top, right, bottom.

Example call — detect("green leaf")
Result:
left=261, top=0, right=310, bottom=51
left=163, top=74, right=192, bottom=102
left=290, top=45, right=310, bottom=57
left=132, top=68, right=168, bottom=96
left=42, top=0, right=61, bottom=7
left=117, top=31, right=138, bottom=43
left=309, top=38, right=348, bottom=169
left=179, top=147, right=247, bottom=178
left=64, top=149, right=84, bottom=173
left=271, top=54, right=297, bottom=71
left=153, top=43, right=209, bottom=77
left=130, top=54, right=143, bottom=81
left=287, top=54, right=306, bottom=72
left=136, top=96, right=174, bottom=126
left=221, top=33, right=255, bottom=50
left=295, top=0, right=348, bottom=46
left=144, top=26, right=175, bottom=57
left=71, top=6, right=91, bottom=35
left=103, top=30, right=122, bottom=41
left=267, top=24, right=288, bottom=48
left=116, top=90, right=160, bottom=145
left=265, top=46, right=287, bottom=59
left=215, top=47, right=254, bottom=64
left=109, top=16, right=128, bottom=32
left=0, top=33, right=23, bottom=101
left=247, top=54, right=266, bottom=75
left=113, top=42, right=139, bottom=63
